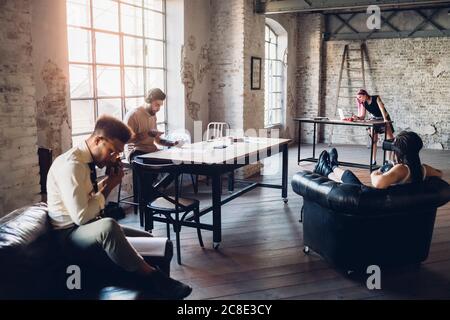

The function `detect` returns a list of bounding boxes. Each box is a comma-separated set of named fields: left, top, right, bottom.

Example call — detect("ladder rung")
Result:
left=348, top=49, right=361, bottom=51
left=345, top=68, right=363, bottom=70
left=340, top=86, right=360, bottom=88
left=346, top=59, right=362, bottom=61
left=339, top=96, right=356, bottom=98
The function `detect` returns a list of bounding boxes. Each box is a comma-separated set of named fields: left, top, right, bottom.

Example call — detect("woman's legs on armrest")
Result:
left=330, top=167, right=363, bottom=185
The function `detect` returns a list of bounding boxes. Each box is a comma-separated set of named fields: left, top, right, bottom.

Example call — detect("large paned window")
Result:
left=264, top=24, right=284, bottom=127
left=67, top=0, right=166, bottom=145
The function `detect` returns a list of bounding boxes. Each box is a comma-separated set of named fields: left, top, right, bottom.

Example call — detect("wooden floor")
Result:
left=121, top=143, right=450, bottom=300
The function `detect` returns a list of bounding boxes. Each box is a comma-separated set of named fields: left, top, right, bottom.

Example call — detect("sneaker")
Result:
left=329, top=148, right=339, bottom=170
left=144, top=270, right=192, bottom=300
left=313, top=150, right=333, bottom=177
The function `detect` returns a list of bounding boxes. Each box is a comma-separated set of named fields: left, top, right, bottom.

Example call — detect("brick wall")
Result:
left=243, top=0, right=265, bottom=134
left=209, top=0, right=268, bottom=177
left=322, top=38, right=450, bottom=149
left=209, top=0, right=245, bottom=129
left=242, top=0, right=265, bottom=177
left=295, top=13, right=325, bottom=143
left=0, top=0, right=41, bottom=216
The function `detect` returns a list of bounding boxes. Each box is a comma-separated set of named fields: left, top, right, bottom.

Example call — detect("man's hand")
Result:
left=173, top=140, right=185, bottom=148
left=148, top=129, right=164, bottom=138
left=351, top=114, right=360, bottom=121
left=107, top=164, right=124, bottom=187
left=99, top=164, right=124, bottom=199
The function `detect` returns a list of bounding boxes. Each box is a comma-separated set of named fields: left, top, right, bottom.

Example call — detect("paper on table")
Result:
left=127, top=237, right=168, bottom=257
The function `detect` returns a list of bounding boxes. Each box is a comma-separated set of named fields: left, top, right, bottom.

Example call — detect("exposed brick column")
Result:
left=0, top=0, right=41, bottom=215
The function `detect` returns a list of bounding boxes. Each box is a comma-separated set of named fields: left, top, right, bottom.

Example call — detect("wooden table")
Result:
left=294, top=118, right=391, bottom=171
left=137, top=137, right=291, bottom=248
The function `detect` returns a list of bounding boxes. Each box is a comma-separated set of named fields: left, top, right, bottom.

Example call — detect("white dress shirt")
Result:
left=47, top=142, right=105, bottom=229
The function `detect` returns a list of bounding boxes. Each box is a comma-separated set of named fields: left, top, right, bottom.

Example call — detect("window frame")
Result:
left=67, top=0, right=167, bottom=141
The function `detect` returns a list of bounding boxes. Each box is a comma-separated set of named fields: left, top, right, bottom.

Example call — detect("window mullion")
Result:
left=142, top=0, right=147, bottom=95
left=89, top=0, right=98, bottom=121
left=163, top=0, right=168, bottom=132
left=119, top=2, right=125, bottom=120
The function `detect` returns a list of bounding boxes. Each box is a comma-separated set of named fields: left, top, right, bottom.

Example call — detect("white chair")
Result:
left=205, top=122, right=230, bottom=141
left=204, top=122, right=234, bottom=191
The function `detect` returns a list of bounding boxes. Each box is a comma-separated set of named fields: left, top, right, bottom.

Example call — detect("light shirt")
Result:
left=47, top=142, right=105, bottom=229
left=124, top=106, right=158, bottom=159
left=398, top=164, right=427, bottom=184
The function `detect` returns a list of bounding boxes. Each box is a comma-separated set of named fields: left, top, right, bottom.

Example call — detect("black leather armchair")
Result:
left=292, top=171, right=450, bottom=272
left=0, top=203, right=173, bottom=299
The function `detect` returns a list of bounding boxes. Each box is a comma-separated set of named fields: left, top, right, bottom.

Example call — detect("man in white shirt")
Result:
left=47, top=115, right=192, bottom=299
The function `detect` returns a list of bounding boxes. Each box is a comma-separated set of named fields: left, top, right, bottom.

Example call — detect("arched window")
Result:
left=264, top=21, right=286, bottom=127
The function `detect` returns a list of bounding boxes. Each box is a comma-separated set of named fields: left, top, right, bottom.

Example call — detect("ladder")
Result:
left=328, top=42, right=367, bottom=146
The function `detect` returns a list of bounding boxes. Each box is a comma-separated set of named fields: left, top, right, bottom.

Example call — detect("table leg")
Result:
left=369, top=126, right=374, bottom=172
left=227, top=171, right=234, bottom=193
left=282, top=144, right=288, bottom=203
left=212, top=174, right=222, bottom=249
left=383, top=124, right=388, bottom=164
left=297, top=121, right=301, bottom=164
left=313, top=122, right=316, bottom=159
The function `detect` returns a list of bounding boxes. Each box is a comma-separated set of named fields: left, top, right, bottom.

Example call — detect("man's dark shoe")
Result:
left=144, top=270, right=192, bottom=300
left=329, top=148, right=339, bottom=170
left=313, top=150, right=333, bottom=177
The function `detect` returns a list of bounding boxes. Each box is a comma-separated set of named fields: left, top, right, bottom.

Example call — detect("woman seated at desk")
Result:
left=353, top=89, right=395, bottom=165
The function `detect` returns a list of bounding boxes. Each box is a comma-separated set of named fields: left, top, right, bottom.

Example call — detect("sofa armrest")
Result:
left=291, top=171, right=367, bottom=214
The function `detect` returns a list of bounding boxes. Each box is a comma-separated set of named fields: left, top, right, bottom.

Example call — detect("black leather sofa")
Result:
left=0, top=203, right=173, bottom=299
left=292, top=171, right=450, bottom=272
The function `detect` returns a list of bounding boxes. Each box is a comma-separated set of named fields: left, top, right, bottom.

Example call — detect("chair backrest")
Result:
left=132, top=160, right=183, bottom=210
left=205, top=122, right=230, bottom=141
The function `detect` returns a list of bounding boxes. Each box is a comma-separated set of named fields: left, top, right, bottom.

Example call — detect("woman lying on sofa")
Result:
left=313, top=131, right=443, bottom=189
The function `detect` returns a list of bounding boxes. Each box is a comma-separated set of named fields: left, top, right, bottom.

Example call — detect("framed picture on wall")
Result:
left=251, top=56, right=262, bottom=90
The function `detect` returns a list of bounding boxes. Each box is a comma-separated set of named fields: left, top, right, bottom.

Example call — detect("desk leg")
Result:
left=383, top=124, right=387, bottom=164
left=227, top=171, right=234, bottom=193
left=297, top=122, right=301, bottom=164
left=212, top=174, right=222, bottom=249
left=313, top=122, right=316, bottom=159
left=282, top=144, right=288, bottom=203
left=369, top=126, right=374, bottom=172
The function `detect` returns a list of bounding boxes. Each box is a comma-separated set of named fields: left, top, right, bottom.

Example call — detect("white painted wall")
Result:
left=31, top=0, right=72, bottom=157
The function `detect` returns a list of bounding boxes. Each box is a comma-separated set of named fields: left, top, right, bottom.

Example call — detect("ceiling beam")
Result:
left=260, top=0, right=450, bottom=14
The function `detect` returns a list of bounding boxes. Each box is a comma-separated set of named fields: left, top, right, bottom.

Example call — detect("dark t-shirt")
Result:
left=364, top=95, right=383, bottom=118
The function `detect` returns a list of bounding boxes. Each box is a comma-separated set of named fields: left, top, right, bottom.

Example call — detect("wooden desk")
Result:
left=138, top=137, right=291, bottom=248
left=293, top=118, right=391, bottom=172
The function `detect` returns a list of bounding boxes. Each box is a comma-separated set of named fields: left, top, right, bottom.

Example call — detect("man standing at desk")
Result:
left=124, top=88, right=180, bottom=199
